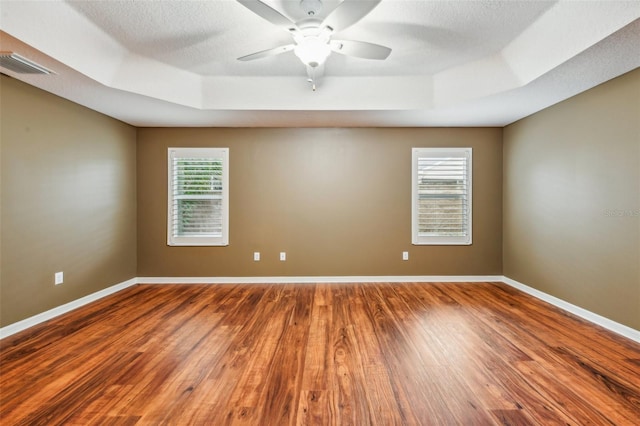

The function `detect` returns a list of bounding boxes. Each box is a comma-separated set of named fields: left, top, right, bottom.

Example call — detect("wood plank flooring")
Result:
left=1, top=282, right=639, bottom=425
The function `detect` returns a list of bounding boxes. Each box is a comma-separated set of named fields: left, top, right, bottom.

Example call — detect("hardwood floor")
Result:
left=1, top=282, right=639, bottom=425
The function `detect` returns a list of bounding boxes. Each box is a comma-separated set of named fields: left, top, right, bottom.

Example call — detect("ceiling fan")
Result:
left=237, top=0, right=391, bottom=90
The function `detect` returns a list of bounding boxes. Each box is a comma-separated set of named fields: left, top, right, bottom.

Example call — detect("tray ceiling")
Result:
left=0, top=0, right=639, bottom=127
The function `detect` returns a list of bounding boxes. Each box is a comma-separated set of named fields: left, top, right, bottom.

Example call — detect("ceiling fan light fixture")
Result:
left=294, top=36, right=331, bottom=68
left=237, top=0, right=391, bottom=87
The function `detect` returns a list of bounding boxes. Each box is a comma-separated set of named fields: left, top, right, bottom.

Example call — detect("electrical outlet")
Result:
left=54, top=271, right=64, bottom=285
left=280, top=252, right=286, bottom=261
left=253, top=252, right=260, bottom=261
left=402, top=251, right=409, bottom=261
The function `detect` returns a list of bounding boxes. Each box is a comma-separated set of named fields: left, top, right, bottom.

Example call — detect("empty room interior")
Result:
left=1, top=1, right=639, bottom=424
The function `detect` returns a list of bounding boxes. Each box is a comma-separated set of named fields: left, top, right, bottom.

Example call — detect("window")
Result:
left=168, top=147, right=229, bottom=246
left=412, top=147, right=472, bottom=245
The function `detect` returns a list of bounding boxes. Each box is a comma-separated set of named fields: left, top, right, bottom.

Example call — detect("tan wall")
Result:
left=0, top=76, right=137, bottom=327
left=4, top=64, right=637, bottom=331
left=503, top=69, right=640, bottom=330
left=137, top=127, right=503, bottom=277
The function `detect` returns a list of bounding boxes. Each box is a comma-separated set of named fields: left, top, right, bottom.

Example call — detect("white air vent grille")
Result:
left=0, top=52, right=54, bottom=74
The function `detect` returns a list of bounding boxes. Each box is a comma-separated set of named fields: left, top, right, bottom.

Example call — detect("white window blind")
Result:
left=168, top=148, right=229, bottom=246
left=412, top=148, right=472, bottom=245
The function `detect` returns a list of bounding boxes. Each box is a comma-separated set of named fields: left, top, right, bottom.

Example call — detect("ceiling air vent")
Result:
left=0, top=52, right=54, bottom=74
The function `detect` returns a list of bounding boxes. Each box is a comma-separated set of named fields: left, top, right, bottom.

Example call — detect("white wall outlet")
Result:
left=54, top=271, right=64, bottom=285
left=402, top=251, right=409, bottom=261
left=280, top=252, right=286, bottom=261
left=253, top=252, right=260, bottom=261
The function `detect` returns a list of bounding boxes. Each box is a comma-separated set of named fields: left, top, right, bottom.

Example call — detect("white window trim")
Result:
left=412, top=147, right=472, bottom=245
left=167, top=147, right=229, bottom=246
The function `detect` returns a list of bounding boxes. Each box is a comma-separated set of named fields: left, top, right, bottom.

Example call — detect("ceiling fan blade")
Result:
left=330, top=39, right=391, bottom=60
left=237, top=0, right=298, bottom=31
left=322, top=0, right=382, bottom=33
left=238, top=44, right=295, bottom=61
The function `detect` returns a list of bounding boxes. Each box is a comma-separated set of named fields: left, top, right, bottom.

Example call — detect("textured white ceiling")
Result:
left=0, top=0, right=639, bottom=127
left=65, top=0, right=554, bottom=76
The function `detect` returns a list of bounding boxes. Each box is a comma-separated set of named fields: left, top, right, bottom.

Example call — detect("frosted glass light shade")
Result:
left=294, top=36, right=331, bottom=68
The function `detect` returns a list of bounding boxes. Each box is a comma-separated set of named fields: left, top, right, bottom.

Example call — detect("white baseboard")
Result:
left=136, top=275, right=504, bottom=284
left=502, top=276, right=640, bottom=343
left=3, top=275, right=637, bottom=344
left=1, top=275, right=499, bottom=339
left=0, top=278, right=137, bottom=339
